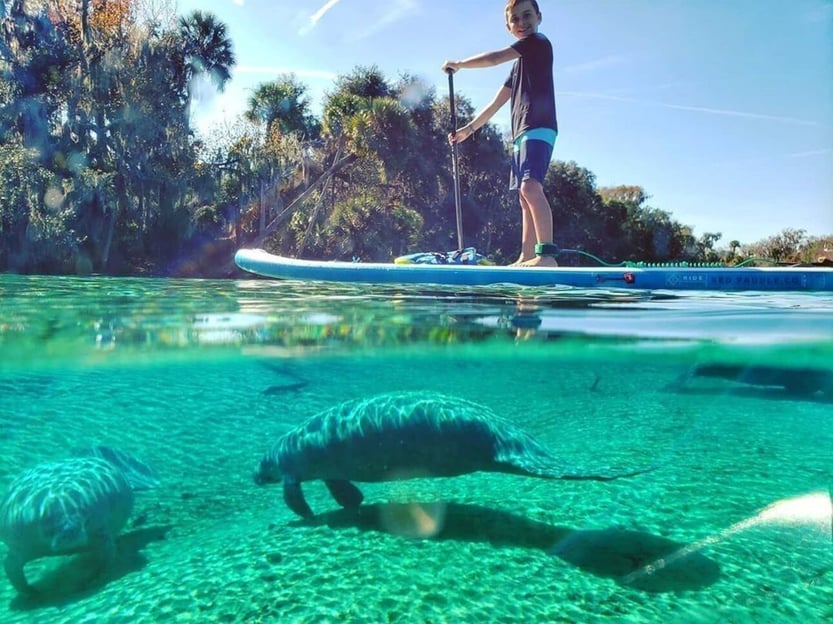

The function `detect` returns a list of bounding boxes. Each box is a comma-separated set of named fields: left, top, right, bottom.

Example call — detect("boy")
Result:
left=442, top=0, right=558, bottom=267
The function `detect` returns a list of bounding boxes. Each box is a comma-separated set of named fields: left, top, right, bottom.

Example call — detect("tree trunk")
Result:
left=259, top=179, right=265, bottom=233
left=101, top=203, right=117, bottom=271
left=297, top=172, right=334, bottom=256
left=217, top=152, right=357, bottom=275
left=259, top=151, right=355, bottom=240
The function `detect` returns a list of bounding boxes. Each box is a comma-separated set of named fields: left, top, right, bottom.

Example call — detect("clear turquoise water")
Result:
left=0, top=274, right=831, bottom=623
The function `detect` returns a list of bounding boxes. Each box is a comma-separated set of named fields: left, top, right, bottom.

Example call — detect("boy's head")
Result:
left=505, top=0, right=542, bottom=37
left=506, top=0, right=540, bottom=15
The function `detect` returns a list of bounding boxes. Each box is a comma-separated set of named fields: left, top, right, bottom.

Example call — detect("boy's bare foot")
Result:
left=508, top=255, right=534, bottom=266
left=520, top=256, right=559, bottom=268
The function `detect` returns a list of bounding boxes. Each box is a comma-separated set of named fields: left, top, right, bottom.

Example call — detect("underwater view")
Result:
left=0, top=274, right=831, bottom=623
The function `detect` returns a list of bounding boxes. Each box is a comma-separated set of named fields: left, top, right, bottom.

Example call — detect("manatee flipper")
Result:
left=4, top=552, right=33, bottom=594
left=283, top=480, right=313, bottom=518
left=85, top=530, right=117, bottom=584
left=50, top=514, right=87, bottom=551
left=324, top=480, right=364, bottom=509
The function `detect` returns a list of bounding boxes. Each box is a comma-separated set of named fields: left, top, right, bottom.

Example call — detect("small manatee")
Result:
left=0, top=447, right=158, bottom=594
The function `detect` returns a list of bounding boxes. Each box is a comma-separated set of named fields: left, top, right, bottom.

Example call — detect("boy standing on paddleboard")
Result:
left=442, top=0, right=558, bottom=267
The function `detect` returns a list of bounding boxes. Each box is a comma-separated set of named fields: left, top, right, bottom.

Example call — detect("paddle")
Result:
left=447, top=69, right=464, bottom=250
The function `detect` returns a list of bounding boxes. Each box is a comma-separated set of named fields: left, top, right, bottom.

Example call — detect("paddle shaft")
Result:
left=447, top=70, right=464, bottom=249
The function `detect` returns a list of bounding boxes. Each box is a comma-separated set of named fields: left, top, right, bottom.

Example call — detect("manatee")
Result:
left=688, top=364, right=832, bottom=396
left=254, top=392, right=653, bottom=518
left=0, top=447, right=158, bottom=594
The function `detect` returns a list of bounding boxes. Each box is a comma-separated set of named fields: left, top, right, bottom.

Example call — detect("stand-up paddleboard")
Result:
left=234, top=249, right=833, bottom=292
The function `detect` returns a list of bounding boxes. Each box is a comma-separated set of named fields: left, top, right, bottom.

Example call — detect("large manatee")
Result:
left=255, top=392, right=652, bottom=518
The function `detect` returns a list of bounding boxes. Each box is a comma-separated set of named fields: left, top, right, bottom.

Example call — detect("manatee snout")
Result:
left=253, top=458, right=280, bottom=486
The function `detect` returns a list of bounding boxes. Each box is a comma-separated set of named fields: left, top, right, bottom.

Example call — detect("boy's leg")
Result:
left=510, top=136, right=557, bottom=267
left=520, top=178, right=553, bottom=244
left=519, top=178, right=557, bottom=267
left=509, top=195, right=535, bottom=265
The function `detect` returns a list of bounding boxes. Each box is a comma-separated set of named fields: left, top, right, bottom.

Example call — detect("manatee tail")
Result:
left=511, top=457, right=661, bottom=482
left=496, top=435, right=661, bottom=482
left=75, top=446, right=160, bottom=490
left=556, top=464, right=660, bottom=482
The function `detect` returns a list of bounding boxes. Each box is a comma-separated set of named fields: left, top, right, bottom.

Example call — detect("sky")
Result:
left=176, top=0, right=833, bottom=246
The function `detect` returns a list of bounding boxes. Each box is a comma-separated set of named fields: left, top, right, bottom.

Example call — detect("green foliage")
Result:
left=544, top=161, right=602, bottom=254
left=326, top=191, right=424, bottom=261
left=0, top=139, right=73, bottom=272
left=334, top=65, right=391, bottom=99
left=246, top=74, right=320, bottom=138
left=0, top=141, right=44, bottom=233
left=743, top=228, right=809, bottom=262
left=593, top=183, right=693, bottom=263
left=0, top=3, right=75, bottom=164
left=800, top=235, right=833, bottom=264
left=321, top=92, right=366, bottom=137
left=358, top=98, right=419, bottom=183
left=0, top=2, right=235, bottom=274
left=193, top=204, right=223, bottom=232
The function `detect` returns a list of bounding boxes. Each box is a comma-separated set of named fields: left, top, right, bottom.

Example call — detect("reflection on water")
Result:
left=0, top=274, right=831, bottom=622
left=3, top=274, right=832, bottom=365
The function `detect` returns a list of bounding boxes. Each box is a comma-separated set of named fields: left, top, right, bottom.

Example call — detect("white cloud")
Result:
left=562, top=91, right=829, bottom=127
left=562, top=55, right=628, bottom=75
left=299, top=0, right=342, bottom=36
left=785, top=148, right=833, bottom=159
left=295, top=0, right=420, bottom=41
left=231, top=0, right=245, bottom=6
left=348, top=0, right=420, bottom=41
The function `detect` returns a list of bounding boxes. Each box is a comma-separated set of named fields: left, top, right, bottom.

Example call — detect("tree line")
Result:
left=1, top=1, right=829, bottom=276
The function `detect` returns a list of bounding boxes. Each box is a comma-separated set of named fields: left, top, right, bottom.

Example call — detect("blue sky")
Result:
left=177, top=0, right=833, bottom=246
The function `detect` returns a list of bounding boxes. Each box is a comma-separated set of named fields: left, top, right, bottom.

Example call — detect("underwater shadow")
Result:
left=8, top=524, right=172, bottom=611
left=302, top=502, right=720, bottom=593
left=257, top=360, right=310, bottom=396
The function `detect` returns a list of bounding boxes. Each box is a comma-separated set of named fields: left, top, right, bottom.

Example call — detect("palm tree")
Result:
left=245, top=74, right=319, bottom=138
left=334, top=65, right=391, bottom=99
left=177, top=10, right=235, bottom=112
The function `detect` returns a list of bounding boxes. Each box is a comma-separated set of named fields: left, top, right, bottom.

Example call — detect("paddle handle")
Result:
left=447, top=70, right=464, bottom=250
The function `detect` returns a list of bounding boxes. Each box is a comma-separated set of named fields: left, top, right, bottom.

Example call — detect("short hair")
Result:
left=505, top=0, right=541, bottom=19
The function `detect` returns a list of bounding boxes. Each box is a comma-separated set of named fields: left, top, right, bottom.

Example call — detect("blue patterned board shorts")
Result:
left=509, top=128, right=557, bottom=190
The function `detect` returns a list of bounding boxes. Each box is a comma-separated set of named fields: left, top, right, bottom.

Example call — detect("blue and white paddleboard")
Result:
left=234, top=248, right=833, bottom=292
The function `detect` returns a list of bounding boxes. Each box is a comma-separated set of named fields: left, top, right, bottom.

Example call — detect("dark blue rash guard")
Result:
left=504, top=32, right=558, bottom=139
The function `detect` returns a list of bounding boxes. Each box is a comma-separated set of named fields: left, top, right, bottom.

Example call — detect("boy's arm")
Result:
left=442, top=46, right=520, bottom=73
left=450, top=86, right=511, bottom=144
